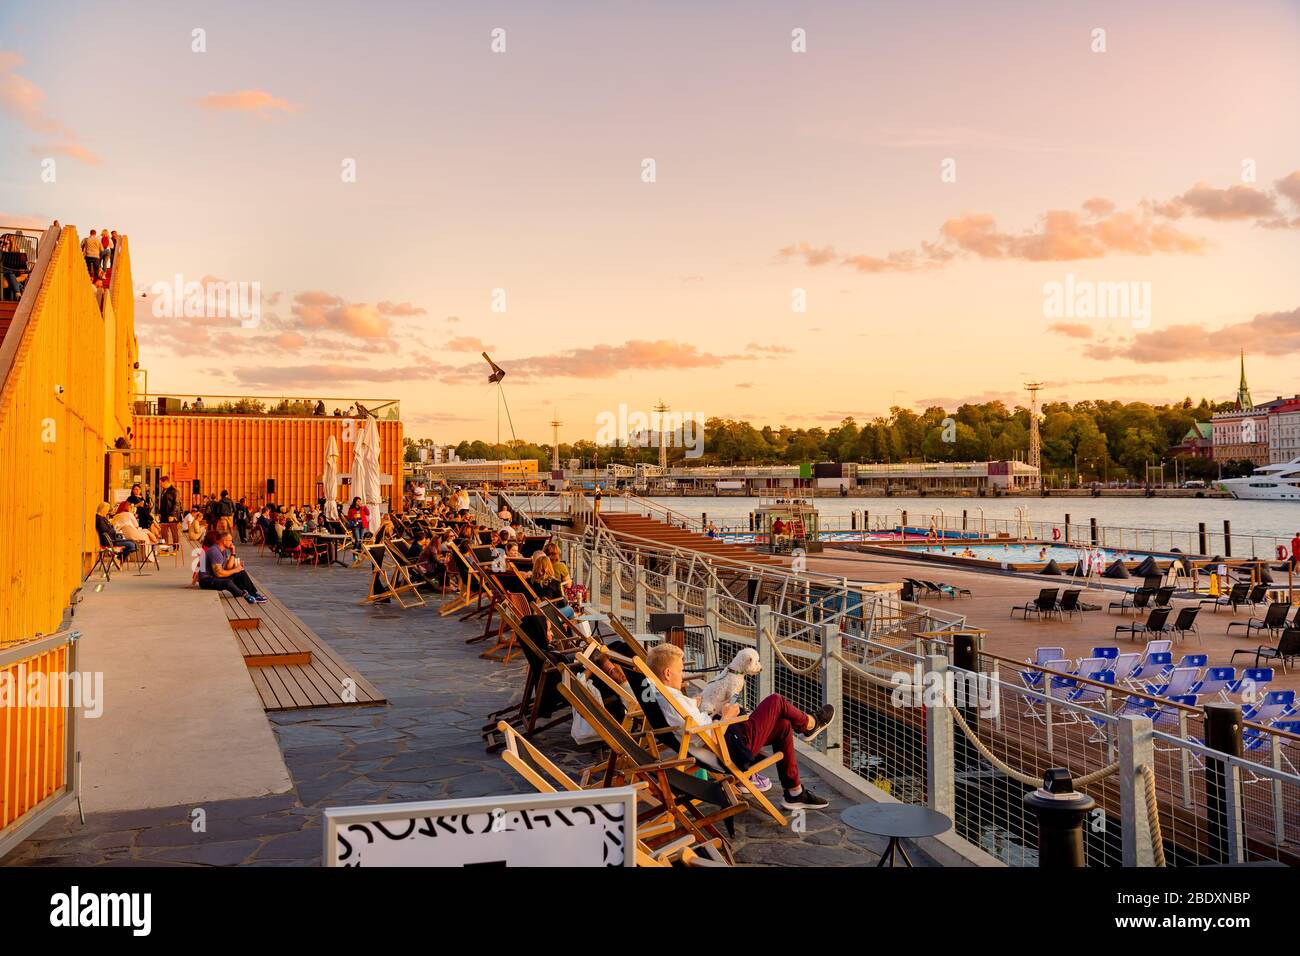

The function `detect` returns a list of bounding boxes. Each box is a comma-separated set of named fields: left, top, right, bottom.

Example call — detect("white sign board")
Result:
left=323, top=788, right=637, bottom=867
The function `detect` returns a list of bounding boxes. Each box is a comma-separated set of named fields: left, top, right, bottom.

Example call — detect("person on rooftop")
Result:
left=81, top=230, right=100, bottom=279
left=193, top=396, right=205, bottom=411
left=99, top=228, right=111, bottom=274
left=646, top=642, right=834, bottom=811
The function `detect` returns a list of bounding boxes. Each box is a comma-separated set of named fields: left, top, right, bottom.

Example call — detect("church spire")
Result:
left=1236, top=350, right=1253, bottom=410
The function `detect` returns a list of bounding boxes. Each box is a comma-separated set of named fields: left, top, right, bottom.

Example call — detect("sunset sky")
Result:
left=2, top=0, right=1299, bottom=444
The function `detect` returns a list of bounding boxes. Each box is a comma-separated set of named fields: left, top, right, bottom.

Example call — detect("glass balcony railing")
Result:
left=135, top=393, right=401, bottom=421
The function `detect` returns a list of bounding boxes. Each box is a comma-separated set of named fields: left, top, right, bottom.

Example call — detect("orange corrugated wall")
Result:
left=131, top=416, right=404, bottom=511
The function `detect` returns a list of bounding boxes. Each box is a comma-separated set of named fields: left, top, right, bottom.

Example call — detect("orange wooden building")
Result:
left=131, top=414, right=404, bottom=511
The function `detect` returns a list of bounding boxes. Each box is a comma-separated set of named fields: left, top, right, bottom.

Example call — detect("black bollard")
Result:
left=1023, top=769, right=1096, bottom=867
left=1199, top=522, right=1208, bottom=556
left=1203, top=702, right=1242, bottom=864
left=952, top=633, right=979, bottom=770
left=962, top=509, right=968, bottom=531
left=1090, top=517, right=1098, bottom=546
left=1224, top=519, right=1232, bottom=558
left=1064, top=513, right=1071, bottom=543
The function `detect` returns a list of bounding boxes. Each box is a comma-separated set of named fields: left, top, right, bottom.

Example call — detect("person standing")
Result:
left=157, top=475, right=180, bottom=548
left=235, top=497, right=251, bottom=543
left=81, top=230, right=101, bottom=279
left=99, top=228, right=111, bottom=275
left=1290, top=531, right=1300, bottom=572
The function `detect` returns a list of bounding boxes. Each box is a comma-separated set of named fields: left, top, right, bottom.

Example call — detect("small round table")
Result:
left=840, top=804, right=951, bottom=867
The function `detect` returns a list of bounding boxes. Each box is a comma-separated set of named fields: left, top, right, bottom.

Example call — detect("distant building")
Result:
left=416, top=458, right=539, bottom=483
left=1170, top=423, right=1212, bottom=458
left=1212, top=354, right=1270, bottom=465
left=1268, top=397, right=1300, bottom=463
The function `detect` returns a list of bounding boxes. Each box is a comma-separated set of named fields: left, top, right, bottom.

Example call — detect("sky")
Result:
left=2, top=0, right=1299, bottom=445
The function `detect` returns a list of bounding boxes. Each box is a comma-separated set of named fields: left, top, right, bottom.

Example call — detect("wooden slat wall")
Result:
left=0, top=644, right=69, bottom=830
left=0, top=227, right=133, bottom=646
left=132, top=416, right=404, bottom=511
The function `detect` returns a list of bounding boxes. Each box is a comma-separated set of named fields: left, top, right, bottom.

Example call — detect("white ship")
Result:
left=1218, top=459, right=1300, bottom=500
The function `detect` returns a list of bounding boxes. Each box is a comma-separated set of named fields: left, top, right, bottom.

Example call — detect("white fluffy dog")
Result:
left=699, top=647, right=762, bottom=716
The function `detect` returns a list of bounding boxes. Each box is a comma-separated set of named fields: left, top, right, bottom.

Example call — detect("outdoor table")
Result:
left=574, top=611, right=609, bottom=639
left=840, top=804, right=951, bottom=867
left=305, top=533, right=350, bottom=567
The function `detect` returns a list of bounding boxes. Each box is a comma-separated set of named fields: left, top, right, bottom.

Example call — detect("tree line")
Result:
left=403, top=397, right=1253, bottom=482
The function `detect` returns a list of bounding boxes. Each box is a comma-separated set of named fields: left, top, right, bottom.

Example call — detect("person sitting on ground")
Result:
left=199, top=530, right=268, bottom=604
left=646, top=642, right=834, bottom=810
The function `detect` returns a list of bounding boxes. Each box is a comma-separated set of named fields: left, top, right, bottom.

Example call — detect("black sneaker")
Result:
left=781, top=787, right=830, bottom=810
left=802, top=704, right=835, bottom=742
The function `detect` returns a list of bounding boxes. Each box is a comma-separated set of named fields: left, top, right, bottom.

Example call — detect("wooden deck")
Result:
left=218, top=591, right=386, bottom=711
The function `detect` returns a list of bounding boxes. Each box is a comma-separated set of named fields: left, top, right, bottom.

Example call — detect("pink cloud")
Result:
left=198, top=89, right=302, bottom=117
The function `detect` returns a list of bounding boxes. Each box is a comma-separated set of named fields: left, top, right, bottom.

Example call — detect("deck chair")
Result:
left=555, top=669, right=747, bottom=863
left=1242, top=689, right=1296, bottom=724
left=438, top=541, right=483, bottom=616
left=1011, top=588, right=1060, bottom=620
left=1196, top=667, right=1238, bottom=701
left=1110, top=652, right=1141, bottom=682
left=923, top=579, right=969, bottom=600
left=1109, top=587, right=1153, bottom=615
left=1200, top=581, right=1249, bottom=613
left=1166, top=605, right=1201, bottom=643
left=1142, top=666, right=1202, bottom=699
left=630, top=657, right=788, bottom=826
left=1125, top=651, right=1172, bottom=688
left=357, top=542, right=426, bottom=608
left=1152, top=586, right=1176, bottom=609
left=1114, top=606, right=1170, bottom=642
left=1232, top=667, right=1273, bottom=701
left=1231, top=627, right=1300, bottom=674
left=495, top=720, right=728, bottom=866
left=602, top=614, right=653, bottom=662
left=482, top=610, right=573, bottom=752
left=1226, top=601, right=1289, bottom=639
left=1057, top=589, right=1087, bottom=618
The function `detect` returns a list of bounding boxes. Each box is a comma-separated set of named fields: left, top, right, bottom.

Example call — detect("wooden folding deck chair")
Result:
left=555, top=669, right=745, bottom=864
left=358, top=542, right=426, bottom=609
left=481, top=609, right=576, bottom=753
left=630, top=657, right=788, bottom=826
left=437, top=541, right=481, bottom=616
left=495, top=720, right=727, bottom=866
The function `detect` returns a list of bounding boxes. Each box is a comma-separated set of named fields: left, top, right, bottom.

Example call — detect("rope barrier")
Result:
left=1138, top=763, right=1167, bottom=867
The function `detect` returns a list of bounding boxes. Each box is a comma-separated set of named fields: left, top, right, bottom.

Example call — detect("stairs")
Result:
left=599, top=512, right=786, bottom=566
left=0, top=300, right=16, bottom=347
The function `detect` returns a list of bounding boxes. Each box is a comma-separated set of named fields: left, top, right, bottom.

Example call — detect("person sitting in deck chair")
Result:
left=646, top=642, right=834, bottom=811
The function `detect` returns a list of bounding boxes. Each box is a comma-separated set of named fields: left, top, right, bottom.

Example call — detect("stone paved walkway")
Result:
left=4, top=553, right=930, bottom=867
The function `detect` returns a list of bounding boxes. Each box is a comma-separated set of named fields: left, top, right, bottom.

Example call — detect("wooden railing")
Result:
left=0, top=630, right=80, bottom=858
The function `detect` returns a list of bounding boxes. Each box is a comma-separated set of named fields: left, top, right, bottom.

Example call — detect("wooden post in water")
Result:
left=1224, top=519, right=1232, bottom=558
left=1064, top=513, right=1071, bottom=544
left=1198, top=522, right=1208, bottom=555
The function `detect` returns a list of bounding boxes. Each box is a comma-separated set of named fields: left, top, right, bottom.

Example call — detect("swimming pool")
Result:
left=900, top=543, right=1134, bottom=565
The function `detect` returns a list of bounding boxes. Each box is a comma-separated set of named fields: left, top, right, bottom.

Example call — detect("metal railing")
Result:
left=563, top=523, right=1300, bottom=866
left=137, top=393, right=401, bottom=421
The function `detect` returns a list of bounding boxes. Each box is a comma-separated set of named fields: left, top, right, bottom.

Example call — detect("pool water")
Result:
left=900, top=543, right=1144, bottom=564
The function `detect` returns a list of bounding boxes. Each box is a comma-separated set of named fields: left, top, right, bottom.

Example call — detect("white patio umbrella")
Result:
left=353, top=415, right=384, bottom=508
left=322, top=434, right=341, bottom=521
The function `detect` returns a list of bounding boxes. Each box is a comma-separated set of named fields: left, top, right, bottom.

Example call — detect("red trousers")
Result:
left=726, top=693, right=809, bottom=790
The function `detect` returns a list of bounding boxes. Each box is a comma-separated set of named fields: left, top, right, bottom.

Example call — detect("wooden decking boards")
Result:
left=218, top=590, right=386, bottom=712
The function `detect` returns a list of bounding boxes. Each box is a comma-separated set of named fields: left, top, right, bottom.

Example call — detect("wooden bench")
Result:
left=221, top=596, right=313, bottom=667
left=218, top=591, right=386, bottom=712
